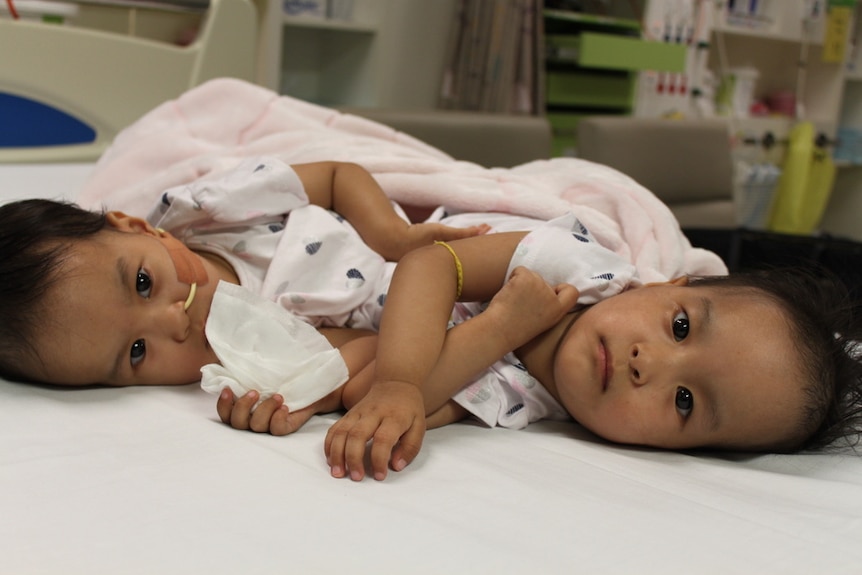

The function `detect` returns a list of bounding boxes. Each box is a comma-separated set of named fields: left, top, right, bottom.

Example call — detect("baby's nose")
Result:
left=629, top=344, right=647, bottom=386
left=156, top=300, right=191, bottom=342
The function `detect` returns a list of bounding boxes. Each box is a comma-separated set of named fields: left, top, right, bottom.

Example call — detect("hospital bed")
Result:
left=1, top=80, right=861, bottom=574
left=0, top=0, right=256, bottom=162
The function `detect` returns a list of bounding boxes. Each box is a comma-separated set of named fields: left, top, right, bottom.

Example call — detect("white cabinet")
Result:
left=255, top=0, right=456, bottom=109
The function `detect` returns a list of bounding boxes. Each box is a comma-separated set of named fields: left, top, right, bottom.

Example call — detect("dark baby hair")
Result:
left=0, top=199, right=108, bottom=381
left=690, top=268, right=862, bottom=452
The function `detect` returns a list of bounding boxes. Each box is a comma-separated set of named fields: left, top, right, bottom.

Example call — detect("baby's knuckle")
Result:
left=347, top=427, right=370, bottom=441
left=373, top=428, right=400, bottom=445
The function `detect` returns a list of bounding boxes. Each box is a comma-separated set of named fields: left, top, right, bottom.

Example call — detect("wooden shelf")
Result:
left=282, top=15, right=376, bottom=33
left=713, top=20, right=823, bottom=45
left=712, top=1, right=827, bottom=45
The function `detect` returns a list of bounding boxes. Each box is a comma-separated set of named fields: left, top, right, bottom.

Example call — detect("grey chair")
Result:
left=577, top=116, right=736, bottom=229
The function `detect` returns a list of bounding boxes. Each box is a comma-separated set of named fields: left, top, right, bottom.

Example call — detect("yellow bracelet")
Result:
left=434, top=241, right=463, bottom=299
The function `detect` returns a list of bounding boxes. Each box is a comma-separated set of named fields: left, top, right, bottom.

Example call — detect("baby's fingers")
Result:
left=216, top=389, right=237, bottom=424
left=440, top=223, right=490, bottom=240
left=367, top=417, right=422, bottom=481
left=216, top=389, right=264, bottom=429
left=325, top=413, right=370, bottom=480
left=224, top=390, right=260, bottom=430
left=554, top=282, right=581, bottom=310
left=248, top=394, right=285, bottom=433
left=386, top=421, right=425, bottom=477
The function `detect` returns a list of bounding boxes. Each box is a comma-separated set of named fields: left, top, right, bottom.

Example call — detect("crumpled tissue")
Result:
left=200, top=281, right=349, bottom=411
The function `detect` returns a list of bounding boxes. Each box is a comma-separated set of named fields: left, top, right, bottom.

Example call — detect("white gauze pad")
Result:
left=201, top=282, right=349, bottom=411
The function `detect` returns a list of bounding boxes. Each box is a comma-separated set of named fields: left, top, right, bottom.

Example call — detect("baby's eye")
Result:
left=130, top=339, right=146, bottom=367
left=672, top=310, right=689, bottom=341
left=136, top=268, right=152, bottom=298
left=675, top=386, right=694, bottom=418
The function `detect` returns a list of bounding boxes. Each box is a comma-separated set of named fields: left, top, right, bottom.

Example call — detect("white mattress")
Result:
left=2, top=163, right=862, bottom=574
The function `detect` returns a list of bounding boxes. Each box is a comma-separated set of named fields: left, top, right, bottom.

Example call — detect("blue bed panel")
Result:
left=0, top=92, right=96, bottom=147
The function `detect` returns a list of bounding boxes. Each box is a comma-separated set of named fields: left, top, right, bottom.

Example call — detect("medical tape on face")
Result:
left=156, top=229, right=209, bottom=310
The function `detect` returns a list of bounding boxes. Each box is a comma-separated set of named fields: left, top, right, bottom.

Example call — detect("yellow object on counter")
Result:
left=768, top=122, right=836, bottom=235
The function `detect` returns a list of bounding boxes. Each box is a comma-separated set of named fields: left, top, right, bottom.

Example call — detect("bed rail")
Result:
left=0, top=0, right=257, bottom=162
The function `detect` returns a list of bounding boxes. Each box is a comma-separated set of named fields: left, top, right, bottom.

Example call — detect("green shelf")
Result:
left=546, top=33, right=686, bottom=72
left=546, top=71, right=635, bottom=109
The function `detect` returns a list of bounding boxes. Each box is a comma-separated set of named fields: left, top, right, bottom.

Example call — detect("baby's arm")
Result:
left=421, top=266, right=579, bottom=414
left=324, top=233, right=578, bottom=481
left=292, top=162, right=488, bottom=261
left=336, top=265, right=578, bottom=415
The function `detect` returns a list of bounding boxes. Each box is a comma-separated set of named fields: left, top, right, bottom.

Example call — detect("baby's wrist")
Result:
left=479, top=306, right=525, bottom=352
left=374, top=378, right=422, bottom=392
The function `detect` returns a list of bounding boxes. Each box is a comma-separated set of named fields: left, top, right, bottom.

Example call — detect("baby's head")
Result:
left=0, top=199, right=219, bottom=387
left=688, top=270, right=862, bottom=452
left=553, top=268, right=862, bottom=453
left=0, top=199, right=106, bottom=382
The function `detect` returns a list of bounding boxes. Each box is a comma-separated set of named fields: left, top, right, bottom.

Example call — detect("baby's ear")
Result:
left=105, top=211, right=159, bottom=236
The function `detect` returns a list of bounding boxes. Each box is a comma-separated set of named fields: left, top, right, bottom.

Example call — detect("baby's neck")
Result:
left=516, top=308, right=582, bottom=404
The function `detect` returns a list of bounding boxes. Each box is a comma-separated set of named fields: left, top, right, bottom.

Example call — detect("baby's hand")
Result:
left=216, top=390, right=317, bottom=436
left=486, top=266, right=580, bottom=348
left=324, top=381, right=425, bottom=481
left=383, top=222, right=490, bottom=261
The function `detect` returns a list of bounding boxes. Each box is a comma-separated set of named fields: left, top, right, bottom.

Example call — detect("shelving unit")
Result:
left=625, top=0, right=858, bottom=233
left=710, top=0, right=862, bottom=236
left=542, top=9, right=686, bottom=156
left=255, top=0, right=457, bottom=109
left=821, top=1, right=862, bottom=240
left=710, top=5, right=841, bottom=138
left=633, top=1, right=843, bottom=135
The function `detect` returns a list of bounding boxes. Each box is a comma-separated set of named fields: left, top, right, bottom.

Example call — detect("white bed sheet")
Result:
left=2, top=163, right=862, bottom=575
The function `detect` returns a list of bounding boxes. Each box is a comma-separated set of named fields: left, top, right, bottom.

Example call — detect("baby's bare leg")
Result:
left=306, top=328, right=377, bottom=417
left=426, top=401, right=468, bottom=429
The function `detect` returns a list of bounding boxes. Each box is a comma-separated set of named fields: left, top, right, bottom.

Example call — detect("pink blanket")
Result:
left=78, top=78, right=726, bottom=282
